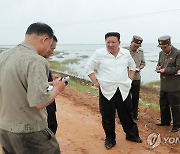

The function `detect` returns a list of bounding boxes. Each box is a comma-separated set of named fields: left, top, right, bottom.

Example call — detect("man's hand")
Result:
left=53, top=78, right=66, bottom=93
left=157, top=68, right=165, bottom=73
left=35, top=79, right=66, bottom=110
left=88, top=73, right=100, bottom=88
left=139, top=65, right=144, bottom=69
left=155, top=66, right=161, bottom=73
left=93, top=80, right=100, bottom=88
left=128, top=70, right=135, bottom=80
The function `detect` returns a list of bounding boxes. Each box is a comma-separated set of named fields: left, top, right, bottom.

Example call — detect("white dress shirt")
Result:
left=85, top=47, right=136, bottom=101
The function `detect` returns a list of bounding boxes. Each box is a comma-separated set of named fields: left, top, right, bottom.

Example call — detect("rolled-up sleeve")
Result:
left=27, top=59, right=51, bottom=107
left=128, top=54, right=136, bottom=71
left=85, top=52, right=99, bottom=75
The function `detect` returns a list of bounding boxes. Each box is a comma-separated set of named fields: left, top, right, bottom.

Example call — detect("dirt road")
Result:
left=1, top=85, right=179, bottom=154
left=56, top=86, right=179, bottom=154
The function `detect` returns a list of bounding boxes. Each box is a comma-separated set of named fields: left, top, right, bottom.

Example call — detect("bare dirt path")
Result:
left=1, top=85, right=179, bottom=154
left=55, top=86, right=180, bottom=154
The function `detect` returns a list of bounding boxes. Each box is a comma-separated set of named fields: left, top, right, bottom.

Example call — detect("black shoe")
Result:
left=156, top=122, right=170, bottom=126
left=104, top=139, right=116, bottom=150
left=170, top=127, right=180, bottom=132
left=126, top=136, right=143, bottom=143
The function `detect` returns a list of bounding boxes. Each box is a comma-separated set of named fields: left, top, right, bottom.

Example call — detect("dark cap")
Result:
left=158, top=35, right=171, bottom=47
left=132, top=35, right=143, bottom=47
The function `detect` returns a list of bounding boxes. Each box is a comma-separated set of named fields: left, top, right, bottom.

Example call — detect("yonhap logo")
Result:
left=147, top=133, right=161, bottom=148
left=147, top=133, right=180, bottom=148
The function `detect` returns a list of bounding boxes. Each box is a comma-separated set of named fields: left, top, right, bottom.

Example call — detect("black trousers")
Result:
left=99, top=88, right=140, bottom=140
left=160, top=91, right=180, bottom=128
left=47, top=112, right=58, bottom=135
left=130, top=80, right=141, bottom=119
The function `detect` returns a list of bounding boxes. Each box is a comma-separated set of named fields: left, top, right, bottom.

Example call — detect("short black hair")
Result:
left=105, top=32, right=120, bottom=41
left=53, top=35, right=58, bottom=42
left=26, top=22, right=54, bottom=38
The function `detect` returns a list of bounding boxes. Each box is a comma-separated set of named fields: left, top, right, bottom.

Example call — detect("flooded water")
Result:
left=1, top=43, right=180, bottom=83
left=52, top=43, right=180, bottom=83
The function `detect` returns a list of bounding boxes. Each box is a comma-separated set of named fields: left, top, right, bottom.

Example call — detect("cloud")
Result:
left=0, top=0, right=180, bottom=44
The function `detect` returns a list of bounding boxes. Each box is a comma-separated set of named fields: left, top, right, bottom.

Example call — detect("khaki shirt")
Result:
left=125, top=47, right=146, bottom=80
left=0, top=42, right=51, bottom=133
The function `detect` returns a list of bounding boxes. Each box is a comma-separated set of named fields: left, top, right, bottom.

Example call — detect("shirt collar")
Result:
left=18, top=41, right=38, bottom=54
left=105, top=47, right=124, bottom=56
left=165, top=50, right=172, bottom=56
left=129, top=46, right=139, bottom=53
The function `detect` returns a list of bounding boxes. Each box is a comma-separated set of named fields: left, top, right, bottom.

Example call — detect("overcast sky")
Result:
left=0, top=0, right=180, bottom=44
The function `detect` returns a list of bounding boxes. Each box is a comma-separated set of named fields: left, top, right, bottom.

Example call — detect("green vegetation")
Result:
left=68, top=78, right=160, bottom=110
left=139, top=99, right=160, bottom=109
left=68, top=79, right=160, bottom=109
left=147, top=81, right=160, bottom=86
left=49, top=61, right=69, bottom=71
left=61, top=58, right=80, bottom=65
left=49, top=61, right=78, bottom=76
left=69, top=80, right=98, bottom=96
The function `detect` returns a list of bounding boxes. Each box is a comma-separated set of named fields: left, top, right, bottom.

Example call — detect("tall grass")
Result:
left=69, top=80, right=98, bottom=96
left=147, top=81, right=160, bottom=86
left=49, top=61, right=78, bottom=76
left=139, top=99, right=160, bottom=109
left=49, top=61, right=69, bottom=72
left=61, top=58, right=80, bottom=64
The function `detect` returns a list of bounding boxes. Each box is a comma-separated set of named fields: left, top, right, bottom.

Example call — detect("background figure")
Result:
left=0, top=22, right=66, bottom=154
left=156, top=35, right=180, bottom=132
left=85, top=32, right=142, bottom=150
left=44, top=35, right=58, bottom=135
left=47, top=71, right=58, bottom=134
left=126, top=35, right=145, bottom=120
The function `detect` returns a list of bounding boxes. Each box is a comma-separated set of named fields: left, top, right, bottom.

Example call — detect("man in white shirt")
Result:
left=85, top=32, right=142, bottom=150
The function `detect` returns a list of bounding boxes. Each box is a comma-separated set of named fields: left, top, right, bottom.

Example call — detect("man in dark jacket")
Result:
left=47, top=71, right=58, bottom=134
left=44, top=35, right=58, bottom=134
left=156, top=35, right=180, bottom=132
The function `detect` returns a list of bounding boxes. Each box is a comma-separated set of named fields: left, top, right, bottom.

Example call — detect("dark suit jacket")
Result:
left=157, top=46, right=180, bottom=92
left=46, top=71, right=56, bottom=113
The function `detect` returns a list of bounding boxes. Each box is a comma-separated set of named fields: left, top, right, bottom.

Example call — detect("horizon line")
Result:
left=1, top=42, right=180, bottom=46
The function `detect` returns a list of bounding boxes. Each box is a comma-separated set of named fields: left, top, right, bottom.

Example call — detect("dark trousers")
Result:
left=130, top=80, right=140, bottom=119
left=99, top=88, right=140, bottom=140
left=160, top=91, right=180, bottom=128
left=47, top=112, right=58, bottom=135
left=0, top=128, right=60, bottom=154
